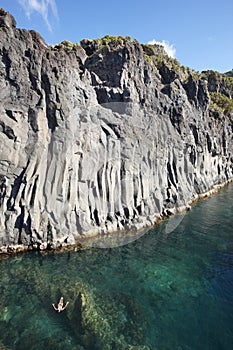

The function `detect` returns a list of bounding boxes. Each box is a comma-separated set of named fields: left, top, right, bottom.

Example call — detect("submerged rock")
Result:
left=0, top=9, right=232, bottom=252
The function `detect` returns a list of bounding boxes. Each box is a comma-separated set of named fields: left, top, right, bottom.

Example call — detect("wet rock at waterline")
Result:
left=0, top=8, right=232, bottom=252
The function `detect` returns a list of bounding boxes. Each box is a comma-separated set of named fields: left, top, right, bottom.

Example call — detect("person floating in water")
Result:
left=52, top=297, right=69, bottom=313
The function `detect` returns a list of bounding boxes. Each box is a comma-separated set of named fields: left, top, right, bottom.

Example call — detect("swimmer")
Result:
left=52, top=297, right=69, bottom=313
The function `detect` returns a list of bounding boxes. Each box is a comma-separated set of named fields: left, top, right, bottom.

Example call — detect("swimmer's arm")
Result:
left=61, top=301, right=69, bottom=311
left=52, top=303, right=58, bottom=311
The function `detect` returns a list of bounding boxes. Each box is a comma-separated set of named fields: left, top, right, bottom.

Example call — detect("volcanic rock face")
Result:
left=0, top=9, right=232, bottom=251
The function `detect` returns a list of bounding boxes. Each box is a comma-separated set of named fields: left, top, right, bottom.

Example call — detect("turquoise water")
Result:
left=0, top=184, right=233, bottom=350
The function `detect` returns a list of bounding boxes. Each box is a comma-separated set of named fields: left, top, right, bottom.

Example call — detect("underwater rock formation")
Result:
left=0, top=9, right=232, bottom=252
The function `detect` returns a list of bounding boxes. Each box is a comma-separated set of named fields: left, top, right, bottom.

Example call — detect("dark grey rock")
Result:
left=0, top=10, right=232, bottom=252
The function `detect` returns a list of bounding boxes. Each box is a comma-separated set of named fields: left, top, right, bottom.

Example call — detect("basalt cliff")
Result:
left=0, top=9, right=232, bottom=253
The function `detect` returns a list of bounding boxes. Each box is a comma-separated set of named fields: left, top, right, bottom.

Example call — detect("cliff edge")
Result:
left=0, top=9, right=232, bottom=252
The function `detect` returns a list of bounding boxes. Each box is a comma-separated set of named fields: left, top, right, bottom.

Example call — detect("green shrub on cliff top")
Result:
left=142, top=43, right=190, bottom=80
left=209, top=92, right=233, bottom=115
left=81, top=35, right=132, bottom=50
left=201, top=70, right=233, bottom=91
left=80, top=35, right=133, bottom=56
left=54, top=40, right=79, bottom=51
left=96, top=35, right=132, bottom=45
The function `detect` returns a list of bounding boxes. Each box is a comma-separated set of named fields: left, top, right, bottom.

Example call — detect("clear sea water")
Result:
left=0, top=184, right=233, bottom=350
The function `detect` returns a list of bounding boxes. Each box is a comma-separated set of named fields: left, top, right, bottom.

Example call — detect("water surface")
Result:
left=0, top=184, right=233, bottom=349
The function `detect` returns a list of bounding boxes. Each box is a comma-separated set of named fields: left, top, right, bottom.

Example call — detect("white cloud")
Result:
left=18, top=0, right=58, bottom=31
left=147, top=39, right=176, bottom=58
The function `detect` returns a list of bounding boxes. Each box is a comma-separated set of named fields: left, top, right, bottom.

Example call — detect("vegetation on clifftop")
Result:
left=209, top=92, right=233, bottom=116
left=84, top=34, right=132, bottom=46
left=201, top=70, right=233, bottom=92
left=80, top=35, right=132, bottom=56
left=200, top=70, right=233, bottom=116
left=142, top=44, right=233, bottom=117
left=142, top=43, right=183, bottom=69
left=53, top=36, right=233, bottom=117
left=141, top=43, right=197, bottom=81
left=53, top=40, right=80, bottom=51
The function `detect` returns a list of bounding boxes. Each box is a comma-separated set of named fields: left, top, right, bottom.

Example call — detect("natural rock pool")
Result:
left=0, top=184, right=233, bottom=350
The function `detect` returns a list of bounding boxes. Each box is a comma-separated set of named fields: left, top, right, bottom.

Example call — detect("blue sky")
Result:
left=1, top=0, right=233, bottom=73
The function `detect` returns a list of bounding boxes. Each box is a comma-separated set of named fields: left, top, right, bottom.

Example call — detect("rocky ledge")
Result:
left=0, top=9, right=232, bottom=253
